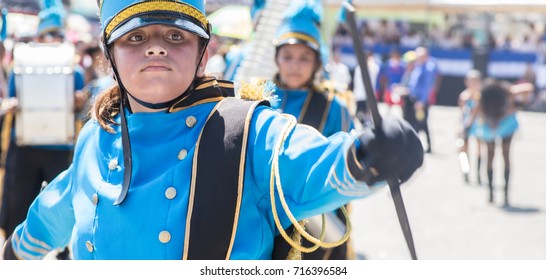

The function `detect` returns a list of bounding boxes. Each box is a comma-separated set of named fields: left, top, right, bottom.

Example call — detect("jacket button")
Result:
left=86, top=241, right=94, bottom=253
left=159, top=231, right=171, bottom=243
left=186, top=116, right=197, bottom=128
left=165, top=187, right=177, bottom=200
left=92, top=194, right=99, bottom=206
left=178, top=149, right=187, bottom=160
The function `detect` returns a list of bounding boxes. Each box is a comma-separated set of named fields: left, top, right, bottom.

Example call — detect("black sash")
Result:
left=299, top=89, right=333, bottom=133
left=185, top=97, right=268, bottom=260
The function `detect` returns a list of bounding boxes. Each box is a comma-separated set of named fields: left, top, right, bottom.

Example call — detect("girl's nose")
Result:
left=146, top=43, right=167, bottom=56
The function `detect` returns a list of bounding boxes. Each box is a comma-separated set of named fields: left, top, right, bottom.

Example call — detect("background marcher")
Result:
left=470, top=79, right=533, bottom=206
left=457, top=69, right=483, bottom=184
left=0, top=0, right=86, bottom=259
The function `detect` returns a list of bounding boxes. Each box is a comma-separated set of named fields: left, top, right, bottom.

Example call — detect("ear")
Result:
left=196, top=47, right=210, bottom=77
left=274, top=52, right=280, bottom=68
left=312, top=55, right=322, bottom=75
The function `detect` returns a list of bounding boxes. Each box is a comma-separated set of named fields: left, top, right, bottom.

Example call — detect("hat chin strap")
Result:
left=125, top=83, right=194, bottom=110
left=103, top=34, right=210, bottom=205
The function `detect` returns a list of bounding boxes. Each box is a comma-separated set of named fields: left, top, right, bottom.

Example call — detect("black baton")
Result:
left=343, top=1, right=418, bottom=260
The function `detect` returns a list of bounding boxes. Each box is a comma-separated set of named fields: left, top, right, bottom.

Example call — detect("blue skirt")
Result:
left=475, top=113, right=519, bottom=142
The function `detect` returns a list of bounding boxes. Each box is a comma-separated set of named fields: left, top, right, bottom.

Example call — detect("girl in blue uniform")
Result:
left=457, top=69, right=483, bottom=184
left=1, top=0, right=423, bottom=260
left=270, top=1, right=354, bottom=260
left=470, top=79, right=533, bottom=206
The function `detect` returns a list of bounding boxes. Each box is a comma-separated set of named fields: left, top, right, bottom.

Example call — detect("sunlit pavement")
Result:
left=350, top=105, right=546, bottom=260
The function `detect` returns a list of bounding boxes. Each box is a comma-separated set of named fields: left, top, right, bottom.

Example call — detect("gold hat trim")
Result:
left=105, top=0, right=208, bottom=40
left=276, top=32, right=319, bottom=47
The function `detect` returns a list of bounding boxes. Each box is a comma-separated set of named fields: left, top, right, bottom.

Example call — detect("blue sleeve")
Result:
left=248, top=106, right=382, bottom=228
left=73, top=66, right=85, bottom=91
left=9, top=166, right=76, bottom=259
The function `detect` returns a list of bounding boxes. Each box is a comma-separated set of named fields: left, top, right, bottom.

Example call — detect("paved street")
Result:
left=350, top=105, right=546, bottom=260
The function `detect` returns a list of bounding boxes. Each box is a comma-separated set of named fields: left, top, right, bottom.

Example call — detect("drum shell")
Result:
left=13, top=42, right=76, bottom=146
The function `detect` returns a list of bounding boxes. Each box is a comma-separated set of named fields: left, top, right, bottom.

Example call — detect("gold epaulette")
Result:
left=315, top=80, right=352, bottom=97
left=315, top=80, right=355, bottom=113
left=237, top=78, right=276, bottom=101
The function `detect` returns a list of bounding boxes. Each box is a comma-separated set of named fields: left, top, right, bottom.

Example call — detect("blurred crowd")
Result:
left=332, top=16, right=546, bottom=54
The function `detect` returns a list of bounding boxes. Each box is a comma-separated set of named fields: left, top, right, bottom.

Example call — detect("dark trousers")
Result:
left=355, top=100, right=368, bottom=126
left=402, top=96, right=431, bottom=150
left=0, top=143, right=71, bottom=236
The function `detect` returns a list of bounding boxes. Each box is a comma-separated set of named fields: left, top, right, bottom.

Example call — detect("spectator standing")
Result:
left=352, top=52, right=379, bottom=126
left=376, top=48, right=406, bottom=107
left=406, top=46, right=440, bottom=153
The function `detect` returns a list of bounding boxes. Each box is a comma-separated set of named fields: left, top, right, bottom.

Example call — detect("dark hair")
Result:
left=480, top=79, right=509, bottom=125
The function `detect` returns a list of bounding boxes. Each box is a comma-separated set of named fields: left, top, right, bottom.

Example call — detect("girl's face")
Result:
left=465, top=77, right=482, bottom=92
left=276, top=44, right=318, bottom=90
left=112, top=24, right=208, bottom=112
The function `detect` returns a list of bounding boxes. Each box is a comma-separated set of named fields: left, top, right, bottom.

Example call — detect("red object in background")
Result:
left=382, top=89, right=403, bottom=106
left=428, top=89, right=437, bottom=105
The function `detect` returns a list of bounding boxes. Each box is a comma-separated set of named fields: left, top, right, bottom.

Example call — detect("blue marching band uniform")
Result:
left=463, top=97, right=519, bottom=144
left=1, top=0, right=423, bottom=260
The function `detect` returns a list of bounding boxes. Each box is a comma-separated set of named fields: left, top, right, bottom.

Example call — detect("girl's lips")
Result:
left=142, top=66, right=170, bottom=71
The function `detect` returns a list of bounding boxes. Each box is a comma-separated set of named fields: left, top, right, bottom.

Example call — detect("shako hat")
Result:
left=274, top=0, right=322, bottom=52
left=37, top=0, right=65, bottom=36
left=99, top=0, right=210, bottom=45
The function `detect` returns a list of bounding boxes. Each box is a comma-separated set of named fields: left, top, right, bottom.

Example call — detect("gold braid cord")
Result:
left=270, top=116, right=352, bottom=255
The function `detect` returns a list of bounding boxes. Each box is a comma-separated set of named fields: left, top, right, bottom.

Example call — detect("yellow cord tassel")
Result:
left=286, top=220, right=307, bottom=260
left=237, top=78, right=276, bottom=101
left=270, top=115, right=352, bottom=256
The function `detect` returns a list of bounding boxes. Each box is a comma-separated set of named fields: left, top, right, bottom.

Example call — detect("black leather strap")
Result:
left=299, top=89, right=332, bottom=133
left=185, top=98, right=268, bottom=260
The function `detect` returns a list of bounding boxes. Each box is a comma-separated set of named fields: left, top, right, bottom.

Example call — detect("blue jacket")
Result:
left=408, top=59, right=439, bottom=104
left=9, top=98, right=381, bottom=260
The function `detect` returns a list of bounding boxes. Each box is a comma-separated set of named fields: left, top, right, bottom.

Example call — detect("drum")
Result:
left=305, top=211, right=347, bottom=243
left=12, top=42, right=76, bottom=146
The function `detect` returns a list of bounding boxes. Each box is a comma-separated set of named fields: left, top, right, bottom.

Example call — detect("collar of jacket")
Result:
left=167, top=78, right=235, bottom=113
